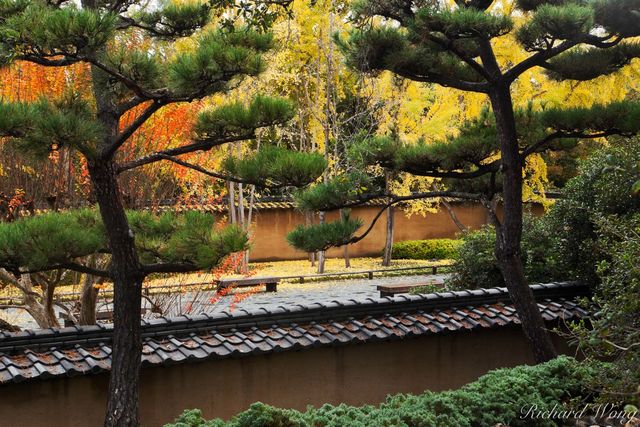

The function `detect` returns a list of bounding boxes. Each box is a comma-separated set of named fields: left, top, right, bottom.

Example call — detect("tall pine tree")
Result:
left=271, top=0, right=640, bottom=363
left=0, top=1, right=325, bottom=425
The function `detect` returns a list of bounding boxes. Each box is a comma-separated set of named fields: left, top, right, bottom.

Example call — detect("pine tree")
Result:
left=0, top=1, right=325, bottom=425
left=270, top=0, right=640, bottom=363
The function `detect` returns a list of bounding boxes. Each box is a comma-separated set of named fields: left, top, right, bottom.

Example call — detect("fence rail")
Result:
left=0, top=263, right=455, bottom=305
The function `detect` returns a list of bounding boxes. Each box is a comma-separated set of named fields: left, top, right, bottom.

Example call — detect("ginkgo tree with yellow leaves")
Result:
left=225, top=0, right=640, bottom=365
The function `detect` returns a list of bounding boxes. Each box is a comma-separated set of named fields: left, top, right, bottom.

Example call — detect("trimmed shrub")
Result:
left=447, top=225, right=503, bottom=289
left=391, top=238, right=461, bottom=260
left=448, top=216, right=562, bottom=290
left=166, top=356, right=603, bottom=427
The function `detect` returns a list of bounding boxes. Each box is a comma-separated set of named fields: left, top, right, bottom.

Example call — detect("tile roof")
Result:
left=0, top=282, right=590, bottom=385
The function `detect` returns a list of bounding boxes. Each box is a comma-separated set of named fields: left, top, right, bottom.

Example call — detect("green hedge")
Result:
left=166, top=356, right=602, bottom=427
left=391, top=239, right=461, bottom=260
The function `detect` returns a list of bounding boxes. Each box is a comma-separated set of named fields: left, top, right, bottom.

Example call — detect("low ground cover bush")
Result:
left=166, top=356, right=602, bottom=427
left=391, top=239, right=461, bottom=260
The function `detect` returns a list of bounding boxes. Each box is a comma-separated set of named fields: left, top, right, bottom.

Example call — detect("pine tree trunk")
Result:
left=89, top=160, right=144, bottom=427
left=489, top=85, right=557, bottom=364
left=382, top=205, right=394, bottom=266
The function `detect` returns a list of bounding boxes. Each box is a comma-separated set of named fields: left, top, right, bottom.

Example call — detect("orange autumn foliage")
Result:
left=1, top=60, right=217, bottom=205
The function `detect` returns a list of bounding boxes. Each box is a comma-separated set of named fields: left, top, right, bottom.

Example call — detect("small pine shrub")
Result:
left=391, top=239, right=461, bottom=260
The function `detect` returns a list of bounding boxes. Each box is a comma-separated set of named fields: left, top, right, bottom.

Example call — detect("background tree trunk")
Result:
left=382, top=205, right=395, bottom=267
left=317, top=211, right=326, bottom=274
left=79, top=273, right=101, bottom=325
left=343, top=244, right=351, bottom=268
left=382, top=172, right=395, bottom=266
left=341, top=209, right=351, bottom=268
left=489, top=85, right=557, bottom=363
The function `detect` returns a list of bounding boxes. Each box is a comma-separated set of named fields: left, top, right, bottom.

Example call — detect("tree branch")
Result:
left=318, top=190, right=483, bottom=212
left=427, top=35, right=492, bottom=81
left=23, top=263, right=111, bottom=278
left=401, top=159, right=501, bottom=180
left=520, top=130, right=624, bottom=159
left=116, top=133, right=255, bottom=173
left=345, top=191, right=483, bottom=244
left=154, top=154, right=260, bottom=186
left=102, top=101, right=165, bottom=159
left=504, top=38, right=581, bottom=83
left=14, top=54, right=80, bottom=67
left=393, top=68, right=489, bottom=93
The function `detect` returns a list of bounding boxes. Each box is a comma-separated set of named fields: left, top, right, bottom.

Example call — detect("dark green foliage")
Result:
left=0, top=0, right=29, bottom=24
left=196, top=96, right=294, bottom=140
left=413, top=7, right=513, bottom=40
left=0, top=95, right=104, bottom=158
left=294, top=172, right=379, bottom=212
left=516, top=4, right=594, bottom=52
left=0, top=102, right=34, bottom=138
left=347, top=135, right=399, bottom=168
left=593, top=0, right=640, bottom=37
left=341, top=0, right=640, bottom=94
left=0, top=209, right=249, bottom=273
left=448, top=216, right=562, bottom=290
left=0, top=3, right=116, bottom=60
left=168, top=29, right=273, bottom=97
left=450, top=140, right=640, bottom=289
left=539, top=138, right=640, bottom=283
left=104, top=48, right=165, bottom=95
left=137, top=2, right=212, bottom=39
left=166, top=356, right=603, bottom=427
left=572, top=214, right=640, bottom=406
left=0, top=209, right=106, bottom=272
left=20, top=95, right=103, bottom=158
left=223, top=145, right=326, bottom=188
left=130, top=211, right=248, bottom=270
left=391, top=239, right=461, bottom=260
left=287, top=211, right=363, bottom=252
left=545, top=44, right=640, bottom=81
left=448, top=225, right=502, bottom=289
left=337, top=28, right=484, bottom=83
left=540, top=101, right=640, bottom=134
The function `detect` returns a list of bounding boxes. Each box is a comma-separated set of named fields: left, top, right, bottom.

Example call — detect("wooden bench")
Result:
left=216, top=276, right=279, bottom=293
left=377, top=279, right=444, bottom=298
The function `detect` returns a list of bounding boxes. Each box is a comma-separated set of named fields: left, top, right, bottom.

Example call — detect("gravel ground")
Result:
left=153, top=273, right=449, bottom=318
left=4, top=274, right=449, bottom=330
